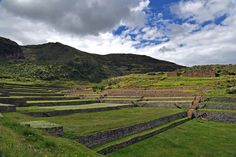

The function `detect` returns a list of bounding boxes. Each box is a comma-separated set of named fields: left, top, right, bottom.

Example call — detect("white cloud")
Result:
left=0, top=0, right=235, bottom=66
left=1, top=0, right=146, bottom=35
left=171, top=0, right=232, bottom=23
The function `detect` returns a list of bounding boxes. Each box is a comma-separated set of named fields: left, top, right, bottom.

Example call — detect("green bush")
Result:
left=226, top=86, right=236, bottom=94
left=92, top=83, right=105, bottom=92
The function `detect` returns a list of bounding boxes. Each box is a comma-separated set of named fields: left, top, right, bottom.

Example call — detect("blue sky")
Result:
left=0, top=0, right=236, bottom=65
left=113, top=0, right=229, bottom=49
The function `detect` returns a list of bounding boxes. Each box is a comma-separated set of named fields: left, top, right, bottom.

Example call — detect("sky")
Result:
left=0, top=0, right=236, bottom=66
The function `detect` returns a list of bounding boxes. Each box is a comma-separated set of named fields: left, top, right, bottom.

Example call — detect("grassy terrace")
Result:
left=142, top=100, right=191, bottom=103
left=108, top=120, right=236, bottom=157
left=94, top=118, right=189, bottom=152
left=27, top=99, right=96, bottom=103
left=17, top=103, right=132, bottom=112
left=0, top=103, right=14, bottom=107
left=3, top=108, right=184, bottom=137
left=102, top=74, right=225, bottom=89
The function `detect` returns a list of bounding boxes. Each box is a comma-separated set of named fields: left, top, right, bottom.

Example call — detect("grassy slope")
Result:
left=0, top=37, right=183, bottom=82
left=108, top=120, right=236, bottom=157
left=98, top=73, right=236, bottom=96
left=0, top=118, right=101, bottom=157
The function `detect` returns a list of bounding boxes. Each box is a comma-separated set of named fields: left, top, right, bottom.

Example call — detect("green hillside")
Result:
left=0, top=36, right=183, bottom=82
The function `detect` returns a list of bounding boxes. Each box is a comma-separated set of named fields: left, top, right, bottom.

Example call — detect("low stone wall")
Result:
left=22, top=121, right=64, bottom=136
left=206, top=97, right=236, bottom=103
left=98, top=118, right=190, bottom=155
left=102, top=99, right=139, bottom=104
left=8, top=93, right=65, bottom=97
left=22, top=96, right=81, bottom=101
left=40, top=126, right=64, bottom=136
left=182, top=69, right=216, bottom=77
left=103, top=89, right=194, bottom=97
left=0, top=98, right=27, bottom=107
left=0, top=105, right=16, bottom=112
left=0, top=92, right=9, bottom=97
left=77, top=112, right=187, bottom=148
left=28, top=105, right=136, bottom=117
left=204, top=104, right=236, bottom=110
left=28, top=100, right=99, bottom=106
left=198, top=111, right=236, bottom=123
left=143, top=102, right=190, bottom=108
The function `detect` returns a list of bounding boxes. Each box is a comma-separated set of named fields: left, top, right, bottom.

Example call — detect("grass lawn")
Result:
left=108, top=120, right=236, bottom=157
left=17, top=103, right=132, bottom=112
left=3, top=108, right=184, bottom=137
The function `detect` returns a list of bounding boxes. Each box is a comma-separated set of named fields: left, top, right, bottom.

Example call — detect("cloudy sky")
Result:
left=0, top=0, right=236, bottom=66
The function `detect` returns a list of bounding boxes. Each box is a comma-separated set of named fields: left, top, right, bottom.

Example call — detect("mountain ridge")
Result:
left=0, top=36, right=184, bottom=82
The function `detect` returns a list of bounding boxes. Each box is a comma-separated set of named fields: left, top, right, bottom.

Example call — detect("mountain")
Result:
left=0, top=37, right=24, bottom=59
left=0, top=36, right=184, bottom=82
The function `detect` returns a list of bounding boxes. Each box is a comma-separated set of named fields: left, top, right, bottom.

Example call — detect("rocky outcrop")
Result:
left=0, top=37, right=24, bottom=59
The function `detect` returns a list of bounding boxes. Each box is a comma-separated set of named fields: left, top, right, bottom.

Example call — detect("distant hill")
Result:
left=0, top=37, right=24, bottom=59
left=0, top=36, right=184, bottom=82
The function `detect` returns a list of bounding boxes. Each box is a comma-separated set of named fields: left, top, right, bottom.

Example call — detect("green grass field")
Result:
left=17, top=103, right=132, bottom=112
left=108, top=120, right=236, bottom=157
left=1, top=73, right=236, bottom=157
left=3, top=108, right=184, bottom=137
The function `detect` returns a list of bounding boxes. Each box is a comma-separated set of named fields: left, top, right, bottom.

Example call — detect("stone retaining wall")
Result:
left=0, top=92, right=9, bottom=97
left=143, top=103, right=236, bottom=110
left=198, top=111, right=236, bottom=123
left=22, top=96, right=81, bottom=101
left=98, top=118, right=190, bottom=155
left=77, top=112, right=187, bottom=148
left=103, top=89, right=194, bottom=97
left=28, top=105, right=136, bottom=117
left=28, top=100, right=99, bottom=106
left=8, top=93, right=65, bottom=97
left=0, top=98, right=27, bottom=107
left=102, top=99, right=139, bottom=104
left=206, top=97, right=236, bottom=103
left=0, top=105, right=16, bottom=112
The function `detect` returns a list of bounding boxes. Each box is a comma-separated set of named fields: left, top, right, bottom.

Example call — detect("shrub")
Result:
left=92, top=83, right=105, bottom=92
left=226, top=86, right=236, bottom=94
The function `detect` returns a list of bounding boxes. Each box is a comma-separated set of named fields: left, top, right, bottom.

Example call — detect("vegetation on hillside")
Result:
left=0, top=36, right=183, bottom=82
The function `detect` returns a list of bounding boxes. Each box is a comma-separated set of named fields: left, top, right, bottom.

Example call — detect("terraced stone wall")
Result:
left=77, top=112, right=187, bottom=148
